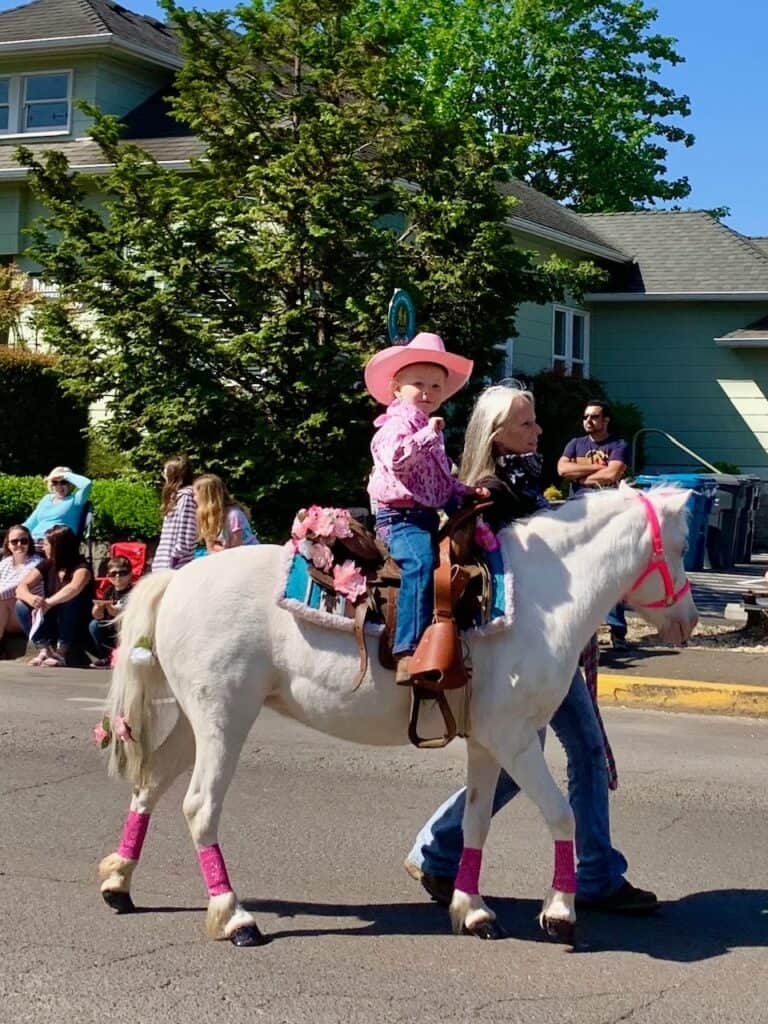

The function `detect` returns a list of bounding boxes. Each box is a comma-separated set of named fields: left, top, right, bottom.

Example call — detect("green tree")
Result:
left=372, top=0, right=694, bottom=211
left=19, top=0, right=597, bottom=534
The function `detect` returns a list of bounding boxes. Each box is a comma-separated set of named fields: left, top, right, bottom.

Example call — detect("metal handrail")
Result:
left=631, top=428, right=721, bottom=475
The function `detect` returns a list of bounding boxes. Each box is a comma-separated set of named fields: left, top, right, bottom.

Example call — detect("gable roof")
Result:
left=582, top=210, right=768, bottom=297
left=0, top=134, right=204, bottom=176
left=715, top=315, right=768, bottom=347
left=499, top=179, right=628, bottom=262
left=750, top=237, right=768, bottom=257
left=0, top=0, right=180, bottom=64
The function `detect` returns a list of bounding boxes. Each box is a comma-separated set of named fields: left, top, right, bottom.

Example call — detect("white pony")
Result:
left=98, top=483, right=697, bottom=946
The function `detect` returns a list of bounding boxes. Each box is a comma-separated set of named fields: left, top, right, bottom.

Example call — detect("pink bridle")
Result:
left=627, top=491, right=692, bottom=609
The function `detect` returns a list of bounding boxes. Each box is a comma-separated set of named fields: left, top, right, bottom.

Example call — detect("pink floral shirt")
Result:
left=368, top=399, right=473, bottom=509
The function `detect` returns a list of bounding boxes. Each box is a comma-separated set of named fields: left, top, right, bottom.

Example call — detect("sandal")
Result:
left=89, top=658, right=110, bottom=669
left=29, top=651, right=47, bottom=666
left=41, top=651, right=66, bottom=668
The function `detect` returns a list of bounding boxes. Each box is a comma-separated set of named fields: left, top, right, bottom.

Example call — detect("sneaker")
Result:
left=610, top=634, right=632, bottom=651
left=576, top=880, right=659, bottom=915
left=403, top=859, right=454, bottom=907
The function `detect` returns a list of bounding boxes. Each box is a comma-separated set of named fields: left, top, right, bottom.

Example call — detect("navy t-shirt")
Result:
left=562, top=434, right=630, bottom=495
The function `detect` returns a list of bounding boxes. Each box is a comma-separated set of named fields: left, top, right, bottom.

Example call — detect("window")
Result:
left=0, top=71, right=71, bottom=135
left=552, top=306, right=589, bottom=377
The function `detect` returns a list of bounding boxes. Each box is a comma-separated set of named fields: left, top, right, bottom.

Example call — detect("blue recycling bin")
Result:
left=633, top=474, right=718, bottom=572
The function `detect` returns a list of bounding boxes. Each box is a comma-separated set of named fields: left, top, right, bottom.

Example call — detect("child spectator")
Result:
left=364, top=332, right=487, bottom=684
left=152, top=455, right=198, bottom=571
left=89, top=555, right=133, bottom=667
left=193, top=474, right=259, bottom=553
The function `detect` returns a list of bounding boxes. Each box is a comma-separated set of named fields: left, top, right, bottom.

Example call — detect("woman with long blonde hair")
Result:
left=193, top=474, right=259, bottom=553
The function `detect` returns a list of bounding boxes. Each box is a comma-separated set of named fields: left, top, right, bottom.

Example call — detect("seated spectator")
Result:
left=0, top=525, right=43, bottom=652
left=15, top=525, right=92, bottom=667
left=152, top=455, right=197, bottom=571
left=89, top=555, right=133, bottom=667
left=24, top=466, right=92, bottom=551
left=193, top=474, right=259, bottom=553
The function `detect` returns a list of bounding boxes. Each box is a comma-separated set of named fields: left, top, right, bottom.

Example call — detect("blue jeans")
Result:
left=406, top=669, right=628, bottom=900
left=89, top=617, right=118, bottom=658
left=375, top=507, right=439, bottom=656
left=606, top=603, right=627, bottom=639
left=16, top=592, right=91, bottom=651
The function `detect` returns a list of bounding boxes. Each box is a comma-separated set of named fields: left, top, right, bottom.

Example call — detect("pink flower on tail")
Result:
left=115, top=715, right=134, bottom=742
left=93, top=719, right=111, bottom=749
left=333, top=560, right=367, bottom=602
left=331, top=508, right=353, bottom=539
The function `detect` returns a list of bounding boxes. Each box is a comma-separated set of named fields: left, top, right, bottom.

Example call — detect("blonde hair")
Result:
left=193, top=473, right=248, bottom=546
left=46, top=466, right=72, bottom=493
left=459, top=384, right=536, bottom=485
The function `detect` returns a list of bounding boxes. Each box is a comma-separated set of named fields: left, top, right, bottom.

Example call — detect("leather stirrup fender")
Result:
left=351, top=600, right=369, bottom=691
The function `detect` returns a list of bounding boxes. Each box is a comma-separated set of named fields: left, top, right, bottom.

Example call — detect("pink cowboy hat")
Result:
left=364, top=332, right=473, bottom=406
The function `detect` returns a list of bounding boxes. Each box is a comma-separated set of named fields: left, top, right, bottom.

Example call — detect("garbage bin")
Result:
left=705, top=475, right=759, bottom=570
left=733, top=475, right=761, bottom=564
left=633, top=473, right=718, bottom=572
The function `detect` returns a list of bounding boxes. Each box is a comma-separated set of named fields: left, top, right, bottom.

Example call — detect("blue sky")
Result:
left=6, top=0, right=767, bottom=235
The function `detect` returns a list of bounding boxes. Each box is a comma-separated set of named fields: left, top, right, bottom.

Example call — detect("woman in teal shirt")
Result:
left=24, top=466, right=92, bottom=549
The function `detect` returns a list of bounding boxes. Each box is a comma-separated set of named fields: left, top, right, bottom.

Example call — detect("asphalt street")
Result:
left=1, top=663, right=767, bottom=1024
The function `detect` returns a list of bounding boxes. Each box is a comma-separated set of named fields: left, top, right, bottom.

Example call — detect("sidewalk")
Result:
left=597, top=554, right=768, bottom=717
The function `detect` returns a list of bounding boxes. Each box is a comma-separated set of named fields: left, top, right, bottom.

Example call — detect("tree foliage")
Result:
left=19, top=0, right=598, bottom=531
left=372, top=0, right=693, bottom=210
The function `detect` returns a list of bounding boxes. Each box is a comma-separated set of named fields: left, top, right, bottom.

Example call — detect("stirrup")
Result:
left=408, top=685, right=457, bottom=749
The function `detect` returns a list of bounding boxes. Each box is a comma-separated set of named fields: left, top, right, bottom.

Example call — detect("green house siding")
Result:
left=93, top=59, right=169, bottom=122
left=0, top=185, right=20, bottom=254
left=590, top=301, right=768, bottom=477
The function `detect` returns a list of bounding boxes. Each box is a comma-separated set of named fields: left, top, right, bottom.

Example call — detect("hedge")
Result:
left=0, top=348, right=88, bottom=476
left=0, top=476, right=162, bottom=541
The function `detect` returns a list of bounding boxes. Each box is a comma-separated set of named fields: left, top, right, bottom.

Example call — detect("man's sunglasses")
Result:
left=583, top=414, right=602, bottom=420
left=9, top=537, right=30, bottom=546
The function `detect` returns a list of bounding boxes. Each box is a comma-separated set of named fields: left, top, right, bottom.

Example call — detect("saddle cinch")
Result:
left=305, top=503, right=495, bottom=750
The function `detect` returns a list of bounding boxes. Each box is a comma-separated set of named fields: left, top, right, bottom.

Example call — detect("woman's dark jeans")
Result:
left=16, top=590, right=92, bottom=656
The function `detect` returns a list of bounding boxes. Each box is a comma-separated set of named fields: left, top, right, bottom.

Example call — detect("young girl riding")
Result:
left=364, top=332, right=487, bottom=684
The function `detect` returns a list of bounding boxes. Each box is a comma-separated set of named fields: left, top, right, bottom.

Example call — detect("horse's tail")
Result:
left=105, top=570, right=176, bottom=787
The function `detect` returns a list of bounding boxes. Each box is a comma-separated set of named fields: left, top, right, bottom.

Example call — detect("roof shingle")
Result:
left=582, top=211, right=768, bottom=294
left=0, top=0, right=179, bottom=58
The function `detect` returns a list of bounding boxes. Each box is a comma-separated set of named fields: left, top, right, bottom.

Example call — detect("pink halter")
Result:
left=627, top=491, right=692, bottom=609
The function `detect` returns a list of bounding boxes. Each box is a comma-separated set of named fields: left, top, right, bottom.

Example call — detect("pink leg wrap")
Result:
left=454, top=847, right=482, bottom=896
left=552, top=839, right=576, bottom=893
left=117, top=810, right=150, bottom=861
left=198, top=844, right=233, bottom=897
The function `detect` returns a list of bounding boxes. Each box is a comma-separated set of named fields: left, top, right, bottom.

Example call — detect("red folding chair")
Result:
left=95, top=541, right=148, bottom=597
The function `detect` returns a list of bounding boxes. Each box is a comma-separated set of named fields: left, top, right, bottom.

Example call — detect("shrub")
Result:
left=0, top=348, right=88, bottom=475
left=0, top=475, right=161, bottom=541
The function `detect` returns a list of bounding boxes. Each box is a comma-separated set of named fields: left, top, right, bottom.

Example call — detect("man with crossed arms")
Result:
left=557, top=399, right=631, bottom=649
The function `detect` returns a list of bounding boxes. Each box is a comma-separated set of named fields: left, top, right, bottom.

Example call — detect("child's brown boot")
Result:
left=395, top=655, right=413, bottom=686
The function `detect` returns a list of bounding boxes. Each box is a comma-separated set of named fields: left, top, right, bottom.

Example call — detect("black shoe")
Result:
left=610, top=634, right=631, bottom=651
left=403, top=859, right=454, bottom=907
left=576, top=880, right=659, bottom=915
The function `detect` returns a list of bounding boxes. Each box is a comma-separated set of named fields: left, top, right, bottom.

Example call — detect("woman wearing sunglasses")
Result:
left=89, top=556, right=133, bottom=667
left=15, top=525, right=93, bottom=667
left=0, top=525, right=43, bottom=652
left=24, top=466, right=92, bottom=550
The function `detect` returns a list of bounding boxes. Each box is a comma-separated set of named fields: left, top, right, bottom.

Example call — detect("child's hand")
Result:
left=473, top=486, right=491, bottom=500
left=428, top=416, right=445, bottom=433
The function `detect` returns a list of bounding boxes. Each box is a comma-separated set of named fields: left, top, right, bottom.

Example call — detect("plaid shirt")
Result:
left=0, top=553, right=44, bottom=601
left=152, top=487, right=198, bottom=571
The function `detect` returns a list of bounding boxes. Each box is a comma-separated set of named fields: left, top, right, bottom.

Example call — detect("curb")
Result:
left=598, top=673, right=768, bottom=718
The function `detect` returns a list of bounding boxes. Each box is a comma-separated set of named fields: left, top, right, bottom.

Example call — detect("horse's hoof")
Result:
left=541, top=916, right=576, bottom=945
left=102, top=889, right=136, bottom=915
left=463, top=919, right=506, bottom=940
left=229, top=924, right=269, bottom=947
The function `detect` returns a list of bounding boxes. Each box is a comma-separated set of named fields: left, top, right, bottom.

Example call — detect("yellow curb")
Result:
left=598, top=673, right=768, bottom=718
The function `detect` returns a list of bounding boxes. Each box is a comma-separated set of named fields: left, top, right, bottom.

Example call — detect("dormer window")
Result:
left=0, top=71, right=72, bottom=135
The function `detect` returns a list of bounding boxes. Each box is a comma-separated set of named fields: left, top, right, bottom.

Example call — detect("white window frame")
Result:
left=0, top=70, right=72, bottom=137
left=552, top=305, right=590, bottom=378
